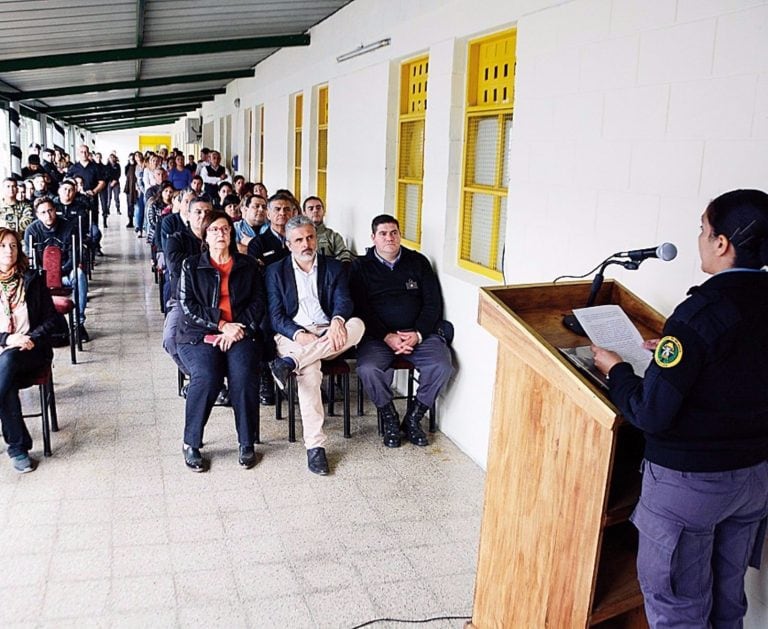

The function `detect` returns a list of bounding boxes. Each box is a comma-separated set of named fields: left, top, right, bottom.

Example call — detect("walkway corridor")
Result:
left=0, top=224, right=484, bottom=628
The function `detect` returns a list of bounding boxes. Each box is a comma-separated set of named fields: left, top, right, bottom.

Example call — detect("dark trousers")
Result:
left=177, top=337, right=262, bottom=449
left=0, top=346, right=50, bottom=458
left=98, top=188, right=109, bottom=218
left=356, top=335, right=453, bottom=409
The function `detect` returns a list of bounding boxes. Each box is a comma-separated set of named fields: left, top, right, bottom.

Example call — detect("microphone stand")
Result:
left=562, top=258, right=639, bottom=336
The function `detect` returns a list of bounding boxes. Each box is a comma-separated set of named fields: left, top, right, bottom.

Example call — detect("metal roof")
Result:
left=0, top=0, right=353, bottom=131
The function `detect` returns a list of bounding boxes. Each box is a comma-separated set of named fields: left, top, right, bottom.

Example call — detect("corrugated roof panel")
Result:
left=139, top=50, right=272, bottom=78
left=0, top=0, right=355, bottom=128
left=143, top=0, right=351, bottom=44
left=2, top=61, right=137, bottom=92
left=0, top=0, right=137, bottom=60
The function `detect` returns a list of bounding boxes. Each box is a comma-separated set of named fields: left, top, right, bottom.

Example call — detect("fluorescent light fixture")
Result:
left=336, top=38, right=391, bottom=63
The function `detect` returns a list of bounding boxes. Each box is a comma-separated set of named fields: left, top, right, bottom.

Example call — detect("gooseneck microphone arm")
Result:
left=585, top=258, right=640, bottom=307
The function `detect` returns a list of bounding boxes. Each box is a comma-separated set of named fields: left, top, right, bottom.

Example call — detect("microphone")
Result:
left=617, top=242, right=677, bottom=262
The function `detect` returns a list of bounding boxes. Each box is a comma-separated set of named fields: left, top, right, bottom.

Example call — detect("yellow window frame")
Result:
left=395, top=55, right=428, bottom=249
left=293, top=92, right=303, bottom=200
left=458, top=28, right=516, bottom=281
left=316, top=85, right=328, bottom=201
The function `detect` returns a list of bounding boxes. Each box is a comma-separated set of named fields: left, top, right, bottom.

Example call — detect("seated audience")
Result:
left=221, top=194, right=242, bottom=222
left=0, top=227, right=60, bottom=473
left=176, top=212, right=265, bottom=472
left=235, top=193, right=268, bottom=253
left=25, top=197, right=89, bottom=341
left=302, top=196, right=355, bottom=262
left=163, top=198, right=211, bottom=372
left=351, top=214, right=454, bottom=448
left=146, top=182, right=175, bottom=245
left=0, top=178, right=34, bottom=234
left=267, top=215, right=364, bottom=475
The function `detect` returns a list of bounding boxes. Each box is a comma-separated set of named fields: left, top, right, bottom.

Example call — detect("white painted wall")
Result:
left=188, top=1, right=768, bottom=621
left=508, top=1, right=768, bottom=625
left=93, top=123, right=175, bottom=166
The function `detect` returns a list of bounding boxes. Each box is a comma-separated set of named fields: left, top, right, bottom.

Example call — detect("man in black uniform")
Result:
left=351, top=214, right=454, bottom=448
left=66, top=145, right=105, bottom=231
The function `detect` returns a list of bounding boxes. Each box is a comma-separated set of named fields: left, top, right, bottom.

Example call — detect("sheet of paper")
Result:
left=572, top=305, right=652, bottom=377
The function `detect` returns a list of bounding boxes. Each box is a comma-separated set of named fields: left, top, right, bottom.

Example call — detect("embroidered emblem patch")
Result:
left=654, top=336, right=683, bottom=368
left=405, top=279, right=418, bottom=290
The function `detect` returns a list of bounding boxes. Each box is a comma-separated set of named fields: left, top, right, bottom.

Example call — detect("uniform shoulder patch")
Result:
left=654, top=336, right=683, bottom=368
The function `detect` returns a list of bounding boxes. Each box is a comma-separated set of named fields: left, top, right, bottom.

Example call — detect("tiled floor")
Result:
left=0, top=220, right=485, bottom=628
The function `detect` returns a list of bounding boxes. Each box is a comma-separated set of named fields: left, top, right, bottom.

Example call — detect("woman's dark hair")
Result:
left=151, top=181, right=175, bottom=204
left=0, top=227, right=29, bottom=274
left=201, top=211, right=238, bottom=258
left=706, top=189, right=768, bottom=269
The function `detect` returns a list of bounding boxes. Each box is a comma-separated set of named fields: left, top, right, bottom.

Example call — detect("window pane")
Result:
left=467, top=192, right=495, bottom=268
left=318, top=128, right=328, bottom=170
left=469, top=116, right=498, bottom=186
left=398, top=119, right=424, bottom=180
left=398, top=183, right=421, bottom=242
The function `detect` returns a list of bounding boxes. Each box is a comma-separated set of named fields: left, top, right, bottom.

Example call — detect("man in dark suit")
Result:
left=266, top=215, right=364, bottom=475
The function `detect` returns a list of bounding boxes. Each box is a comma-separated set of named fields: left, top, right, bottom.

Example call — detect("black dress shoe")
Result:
left=183, top=445, right=206, bottom=472
left=269, top=357, right=295, bottom=391
left=238, top=445, right=257, bottom=469
left=78, top=324, right=90, bottom=343
left=307, top=447, right=329, bottom=475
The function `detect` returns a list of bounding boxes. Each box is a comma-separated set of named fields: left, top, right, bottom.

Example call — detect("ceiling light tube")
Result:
left=336, top=38, right=391, bottom=63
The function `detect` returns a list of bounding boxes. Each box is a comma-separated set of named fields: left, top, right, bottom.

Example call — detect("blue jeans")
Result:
left=632, top=460, right=768, bottom=629
left=0, top=346, right=50, bottom=458
left=134, top=196, right=145, bottom=233
left=356, top=335, right=453, bottom=408
left=62, top=268, right=87, bottom=324
left=177, top=337, right=262, bottom=448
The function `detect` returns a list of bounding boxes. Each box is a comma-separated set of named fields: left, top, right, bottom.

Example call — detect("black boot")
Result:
left=379, top=402, right=401, bottom=448
left=402, top=399, right=430, bottom=446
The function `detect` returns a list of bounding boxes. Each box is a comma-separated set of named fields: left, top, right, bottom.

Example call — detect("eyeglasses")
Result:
left=207, top=226, right=231, bottom=234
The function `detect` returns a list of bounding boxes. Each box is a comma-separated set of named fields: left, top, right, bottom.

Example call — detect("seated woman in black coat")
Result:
left=0, top=227, right=59, bottom=473
left=176, top=212, right=265, bottom=472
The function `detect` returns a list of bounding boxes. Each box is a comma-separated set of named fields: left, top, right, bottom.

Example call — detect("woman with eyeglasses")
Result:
left=176, top=211, right=265, bottom=472
left=592, top=189, right=768, bottom=628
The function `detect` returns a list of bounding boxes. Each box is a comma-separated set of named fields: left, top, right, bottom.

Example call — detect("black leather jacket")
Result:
left=176, top=252, right=266, bottom=345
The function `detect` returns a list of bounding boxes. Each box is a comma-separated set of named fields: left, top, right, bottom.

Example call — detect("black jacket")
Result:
left=247, top=228, right=289, bottom=268
left=609, top=270, right=768, bottom=472
left=176, top=252, right=266, bottom=345
left=266, top=254, right=353, bottom=340
left=166, top=227, right=203, bottom=299
left=350, top=246, right=443, bottom=341
left=25, top=218, right=77, bottom=275
left=0, top=269, right=58, bottom=357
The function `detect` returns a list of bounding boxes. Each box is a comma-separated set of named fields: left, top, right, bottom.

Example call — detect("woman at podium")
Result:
left=592, top=189, right=768, bottom=628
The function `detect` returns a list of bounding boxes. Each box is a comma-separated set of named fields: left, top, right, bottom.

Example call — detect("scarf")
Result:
left=0, top=269, right=25, bottom=333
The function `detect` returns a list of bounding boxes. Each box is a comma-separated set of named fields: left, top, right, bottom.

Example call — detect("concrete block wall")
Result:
left=508, top=2, right=768, bottom=624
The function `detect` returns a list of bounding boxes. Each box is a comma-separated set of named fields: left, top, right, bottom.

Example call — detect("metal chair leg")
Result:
left=343, top=372, right=351, bottom=438
left=68, top=310, right=77, bottom=364
left=48, top=378, right=59, bottom=432
left=287, top=377, right=296, bottom=443
left=39, top=383, right=52, bottom=457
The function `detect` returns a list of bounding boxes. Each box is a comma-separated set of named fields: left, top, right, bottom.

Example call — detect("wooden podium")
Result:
left=470, top=280, right=666, bottom=628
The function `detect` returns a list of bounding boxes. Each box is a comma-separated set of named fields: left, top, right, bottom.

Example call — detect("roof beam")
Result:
left=43, top=89, right=223, bottom=115
left=55, top=101, right=202, bottom=120
left=0, top=34, right=309, bottom=73
left=1, top=69, right=252, bottom=101
left=86, top=115, right=182, bottom=132
left=68, top=104, right=196, bottom=124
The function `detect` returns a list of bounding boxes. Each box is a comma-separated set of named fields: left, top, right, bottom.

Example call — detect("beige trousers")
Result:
left=274, top=317, right=365, bottom=449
